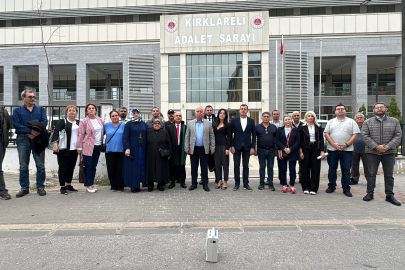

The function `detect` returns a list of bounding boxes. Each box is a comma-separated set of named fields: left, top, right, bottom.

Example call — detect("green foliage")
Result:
left=388, top=96, right=402, bottom=124
left=358, top=104, right=370, bottom=119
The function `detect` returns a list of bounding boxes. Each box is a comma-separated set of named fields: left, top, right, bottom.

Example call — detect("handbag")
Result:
left=58, top=119, right=68, bottom=150
left=153, top=131, right=170, bottom=158
left=78, top=155, right=86, bottom=184
left=277, top=128, right=293, bottom=160
left=100, top=122, right=122, bottom=153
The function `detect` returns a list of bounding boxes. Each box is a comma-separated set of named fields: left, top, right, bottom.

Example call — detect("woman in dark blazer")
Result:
left=299, top=111, right=325, bottom=195
left=276, top=115, right=300, bottom=194
left=52, top=105, right=80, bottom=195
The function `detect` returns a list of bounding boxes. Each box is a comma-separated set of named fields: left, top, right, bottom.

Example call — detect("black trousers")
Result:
left=233, top=148, right=250, bottom=186
left=57, top=150, right=78, bottom=186
left=351, top=153, right=369, bottom=183
left=105, top=152, right=124, bottom=190
left=301, top=144, right=321, bottom=192
left=190, top=146, right=208, bottom=186
left=171, top=145, right=186, bottom=184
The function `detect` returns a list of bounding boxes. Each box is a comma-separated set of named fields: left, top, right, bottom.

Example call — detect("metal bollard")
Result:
left=206, top=227, right=219, bottom=262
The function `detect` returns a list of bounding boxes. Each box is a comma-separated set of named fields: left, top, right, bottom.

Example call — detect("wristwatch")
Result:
left=345, top=143, right=349, bottom=147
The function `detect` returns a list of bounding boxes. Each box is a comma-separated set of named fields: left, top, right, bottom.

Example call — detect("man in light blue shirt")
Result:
left=195, top=120, right=204, bottom=146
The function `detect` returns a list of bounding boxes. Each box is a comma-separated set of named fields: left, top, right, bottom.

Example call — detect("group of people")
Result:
left=0, top=89, right=402, bottom=207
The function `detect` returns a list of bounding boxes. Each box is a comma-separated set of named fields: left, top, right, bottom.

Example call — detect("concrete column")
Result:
left=395, top=55, right=402, bottom=110
left=76, top=63, right=90, bottom=118
left=242, top=52, right=248, bottom=104
left=38, top=64, right=53, bottom=106
left=3, top=65, right=19, bottom=105
left=351, top=55, right=368, bottom=114
left=261, top=51, right=269, bottom=113
left=308, top=56, right=314, bottom=112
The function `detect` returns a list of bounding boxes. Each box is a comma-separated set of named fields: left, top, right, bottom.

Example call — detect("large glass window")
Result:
left=53, top=75, right=76, bottom=100
left=248, top=53, right=262, bottom=102
left=168, top=55, right=180, bottom=103
left=367, top=68, right=396, bottom=96
left=186, top=53, right=242, bottom=103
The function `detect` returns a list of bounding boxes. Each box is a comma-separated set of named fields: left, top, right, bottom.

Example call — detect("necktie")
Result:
left=176, top=124, right=180, bottom=145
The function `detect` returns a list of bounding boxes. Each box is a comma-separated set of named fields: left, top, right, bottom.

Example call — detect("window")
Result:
left=367, top=5, right=395, bottom=13
left=186, top=54, right=242, bottom=103
left=300, top=7, right=326, bottom=16
left=90, top=74, right=122, bottom=100
left=12, top=19, right=41, bottom=27
left=332, top=6, right=360, bottom=14
left=269, top=9, right=294, bottom=17
left=248, top=53, right=262, bottom=102
left=52, top=17, right=75, bottom=25
left=81, top=16, right=105, bottom=24
left=367, top=68, right=396, bottom=96
left=19, top=76, right=39, bottom=99
left=111, top=15, right=134, bottom=23
left=139, top=14, right=160, bottom=22
left=0, top=21, right=6, bottom=27
left=53, top=75, right=76, bottom=100
left=168, top=55, right=180, bottom=103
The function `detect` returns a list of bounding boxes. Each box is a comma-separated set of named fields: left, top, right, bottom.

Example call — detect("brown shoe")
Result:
left=0, top=193, right=12, bottom=200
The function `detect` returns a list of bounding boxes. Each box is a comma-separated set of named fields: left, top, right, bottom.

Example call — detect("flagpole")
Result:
left=319, top=39, right=322, bottom=120
left=281, top=34, right=284, bottom=116
left=275, top=40, right=278, bottom=111
left=299, top=40, right=302, bottom=116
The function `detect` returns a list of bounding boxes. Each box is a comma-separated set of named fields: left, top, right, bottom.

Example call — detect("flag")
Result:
left=280, top=40, right=283, bottom=55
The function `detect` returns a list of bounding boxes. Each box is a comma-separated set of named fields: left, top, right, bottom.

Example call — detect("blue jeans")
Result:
left=279, top=159, right=297, bottom=186
left=327, top=150, right=353, bottom=191
left=83, top=145, right=101, bottom=187
left=257, top=147, right=275, bottom=185
left=16, top=135, right=45, bottom=190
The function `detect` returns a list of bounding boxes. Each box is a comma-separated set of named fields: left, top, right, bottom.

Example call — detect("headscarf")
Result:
left=130, top=108, right=142, bottom=122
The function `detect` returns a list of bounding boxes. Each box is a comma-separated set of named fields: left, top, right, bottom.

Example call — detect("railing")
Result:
left=53, top=89, right=77, bottom=101
left=90, top=89, right=123, bottom=100
left=314, top=86, right=352, bottom=96
left=367, top=85, right=396, bottom=96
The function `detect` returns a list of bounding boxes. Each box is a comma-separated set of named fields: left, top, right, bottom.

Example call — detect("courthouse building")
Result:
left=0, top=0, right=402, bottom=123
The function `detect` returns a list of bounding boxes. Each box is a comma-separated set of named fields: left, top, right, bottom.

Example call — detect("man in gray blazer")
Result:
left=185, top=106, right=215, bottom=192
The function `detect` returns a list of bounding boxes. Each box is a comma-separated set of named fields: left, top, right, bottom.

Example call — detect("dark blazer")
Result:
left=52, top=118, right=80, bottom=156
left=276, top=127, right=300, bottom=161
left=292, top=121, right=303, bottom=130
left=167, top=122, right=187, bottom=166
left=204, top=114, right=216, bottom=127
left=231, top=116, right=256, bottom=151
left=300, top=124, right=325, bottom=151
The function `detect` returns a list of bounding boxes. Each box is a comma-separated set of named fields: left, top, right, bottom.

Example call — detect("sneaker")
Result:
left=310, top=191, right=317, bottom=195
left=325, top=187, right=335, bottom=193
left=60, top=187, right=68, bottom=195
left=258, top=184, right=264, bottom=190
left=268, top=184, right=276, bottom=191
left=16, top=189, right=29, bottom=198
left=282, top=185, right=288, bottom=193
left=243, top=184, right=252, bottom=191
left=37, top=189, right=46, bottom=196
left=290, top=186, right=296, bottom=194
left=0, top=193, right=11, bottom=200
left=304, top=190, right=309, bottom=194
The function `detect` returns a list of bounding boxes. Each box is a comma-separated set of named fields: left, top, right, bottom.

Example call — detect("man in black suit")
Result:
left=231, top=104, right=256, bottom=191
left=167, top=112, right=187, bottom=189
left=204, top=105, right=216, bottom=126
left=292, top=111, right=303, bottom=182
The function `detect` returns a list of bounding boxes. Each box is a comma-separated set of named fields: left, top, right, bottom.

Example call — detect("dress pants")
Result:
left=214, top=145, right=229, bottom=182
left=171, top=145, right=186, bottom=184
left=0, top=140, right=8, bottom=194
left=233, top=148, right=250, bottom=186
left=301, top=144, right=321, bottom=192
left=82, top=145, right=101, bottom=187
left=350, top=153, right=369, bottom=183
left=105, top=152, right=124, bottom=190
left=190, top=146, right=208, bottom=186
left=57, top=150, right=78, bottom=186
left=366, top=153, right=395, bottom=196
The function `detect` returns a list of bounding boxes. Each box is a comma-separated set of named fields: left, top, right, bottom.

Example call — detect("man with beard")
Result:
left=165, top=109, right=175, bottom=129
left=119, top=107, right=128, bottom=123
left=146, top=107, right=165, bottom=130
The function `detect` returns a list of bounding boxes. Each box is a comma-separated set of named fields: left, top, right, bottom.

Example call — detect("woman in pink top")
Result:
left=77, top=103, right=104, bottom=193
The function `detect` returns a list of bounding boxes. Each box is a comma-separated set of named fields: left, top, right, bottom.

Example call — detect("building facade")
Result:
left=0, top=0, right=402, bottom=123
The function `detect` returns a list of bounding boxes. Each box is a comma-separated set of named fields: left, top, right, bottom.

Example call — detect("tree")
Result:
left=389, top=95, right=402, bottom=124
left=358, top=104, right=369, bottom=119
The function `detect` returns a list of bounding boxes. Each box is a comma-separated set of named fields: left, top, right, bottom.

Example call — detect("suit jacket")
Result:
left=292, top=121, right=303, bottom=130
left=231, top=116, right=256, bottom=151
left=276, top=127, right=300, bottom=161
left=167, top=122, right=187, bottom=166
left=184, top=119, right=215, bottom=155
left=300, top=124, right=324, bottom=151
left=76, top=116, right=104, bottom=156
left=204, top=114, right=216, bottom=127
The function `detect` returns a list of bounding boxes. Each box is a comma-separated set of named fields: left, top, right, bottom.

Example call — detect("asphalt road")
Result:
left=1, top=228, right=404, bottom=270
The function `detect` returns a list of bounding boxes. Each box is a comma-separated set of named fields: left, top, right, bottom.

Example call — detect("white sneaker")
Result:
left=310, top=191, right=316, bottom=195
left=304, top=190, right=309, bottom=194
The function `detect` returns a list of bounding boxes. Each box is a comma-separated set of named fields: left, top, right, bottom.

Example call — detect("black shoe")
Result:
left=203, top=185, right=210, bottom=192
left=65, top=185, right=78, bottom=192
left=16, top=189, right=29, bottom=198
left=268, top=184, right=276, bottom=191
left=363, top=193, right=374, bottom=201
left=350, top=179, right=358, bottom=185
left=264, top=181, right=270, bottom=185
left=131, top=188, right=140, bottom=193
left=37, top=189, right=46, bottom=196
left=244, top=184, right=252, bottom=191
left=233, top=185, right=240, bottom=191
left=60, top=187, right=68, bottom=195
left=148, top=187, right=154, bottom=192
left=118, top=189, right=124, bottom=192
left=175, top=179, right=180, bottom=183
left=343, top=190, right=353, bottom=197
left=325, top=187, right=335, bottom=193
left=168, top=183, right=175, bottom=189
left=189, top=184, right=197, bottom=191
left=199, top=180, right=203, bottom=185
left=258, top=184, right=264, bottom=190
left=180, top=183, right=187, bottom=189
left=158, top=186, right=165, bottom=191
left=386, top=195, right=401, bottom=206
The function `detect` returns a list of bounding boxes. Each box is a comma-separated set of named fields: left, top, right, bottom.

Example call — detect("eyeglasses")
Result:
left=375, top=106, right=386, bottom=110
left=336, top=108, right=345, bottom=111
left=175, top=115, right=182, bottom=117
left=26, top=96, right=36, bottom=99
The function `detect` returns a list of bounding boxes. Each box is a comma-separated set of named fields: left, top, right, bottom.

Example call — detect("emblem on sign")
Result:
left=251, top=15, right=264, bottom=29
left=165, top=19, right=178, bottom=33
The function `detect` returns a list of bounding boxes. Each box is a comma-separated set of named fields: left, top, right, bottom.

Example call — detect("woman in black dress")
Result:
left=214, top=109, right=231, bottom=190
left=145, top=119, right=172, bottom=192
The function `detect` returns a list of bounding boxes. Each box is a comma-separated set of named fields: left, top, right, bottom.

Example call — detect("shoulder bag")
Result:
left=100, top=122, right=122, bottom=153
left=153, top=131, right=170, bottom=158
left=48, top=119, right=67, bottom=150
left=277, top=128, right=293, bottom=160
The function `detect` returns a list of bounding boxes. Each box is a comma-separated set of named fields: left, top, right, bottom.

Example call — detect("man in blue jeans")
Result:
left=12, top=90, right=47, bottom=198
left=255, top=112, right=277, bottom=191
left=324, top=103, right=360, bottom=197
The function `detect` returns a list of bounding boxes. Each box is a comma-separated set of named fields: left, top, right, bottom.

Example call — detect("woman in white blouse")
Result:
left=52, top=105, right=80, bottom=195
left=299, top=111, right=326, bottom=195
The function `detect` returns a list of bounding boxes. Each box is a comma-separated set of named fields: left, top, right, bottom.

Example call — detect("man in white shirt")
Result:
left=269, top=110, right=281, bottom=185
left=324, top=103, right=360, bottom=197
